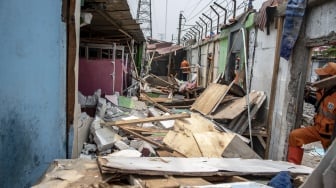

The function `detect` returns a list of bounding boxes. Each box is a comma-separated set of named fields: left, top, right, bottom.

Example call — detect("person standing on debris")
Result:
left=180, top=57, right=190, bottom=81
left=287, top=62, right=336, bottom=165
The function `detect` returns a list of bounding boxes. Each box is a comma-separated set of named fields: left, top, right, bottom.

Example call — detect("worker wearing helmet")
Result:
left=287, top=62, right=336, bottom=165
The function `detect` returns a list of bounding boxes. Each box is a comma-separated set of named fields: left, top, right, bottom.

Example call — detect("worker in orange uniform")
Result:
left=287, top=62, right=336, bottom=165
left=180, top=57, right=190, bottom=81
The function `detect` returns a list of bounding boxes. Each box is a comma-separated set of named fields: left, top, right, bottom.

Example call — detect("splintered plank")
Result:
left=191, top=83, right=230, bottom=115
left=311, top=75, right=336, bottom=89
left=102, top=113, right=190, bottom=126
left=211, top=91, right=260, bottom=120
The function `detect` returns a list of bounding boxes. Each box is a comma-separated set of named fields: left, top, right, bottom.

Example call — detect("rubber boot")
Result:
left=287, top=146, right=304, bottom=165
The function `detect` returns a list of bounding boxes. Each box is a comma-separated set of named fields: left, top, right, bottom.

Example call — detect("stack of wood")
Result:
left=139, top=74, right=203, bottom=108
left=191, top=83, right=266, bottom=136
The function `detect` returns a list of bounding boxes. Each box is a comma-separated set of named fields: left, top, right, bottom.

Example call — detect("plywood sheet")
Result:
left=174, top=112, right=217, bottom=133
left=211, top=91, right=260, bottom=120
left=191, top=83, right=229, bottom=115
left=193, top=132, right=228, bottom=157
left=163, top=131, right=202, bottom=157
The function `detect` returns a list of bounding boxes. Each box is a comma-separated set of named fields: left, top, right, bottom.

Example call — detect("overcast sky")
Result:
left=128, top=0, right=263, bottom=42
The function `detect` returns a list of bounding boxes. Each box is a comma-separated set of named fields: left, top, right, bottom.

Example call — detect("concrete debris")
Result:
left=93, top=127, right=121, bottom=151
left=95, top=97, right=107, bottom=118
left=81, top=143, right=97, bottom=155
left=75, top=113, right=93, bottom=156
left=114, top=140, right=130, bottom=150
left=78, top=89, right=101, bottom=107
left=130, top=140, right=144, bottom=150
left=79, top=153, right=95, bottom=160
left=108, top=149, right=142, bottom=157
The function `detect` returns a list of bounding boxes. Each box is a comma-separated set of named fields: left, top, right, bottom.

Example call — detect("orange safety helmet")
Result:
left=315, top=62, right=336, bottom=76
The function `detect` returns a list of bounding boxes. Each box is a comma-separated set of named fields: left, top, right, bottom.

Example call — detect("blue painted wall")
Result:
left=0, top=1, right=67, bottom=187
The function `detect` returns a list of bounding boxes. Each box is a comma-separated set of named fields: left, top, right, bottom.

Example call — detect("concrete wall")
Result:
left=0, top=1, right=67, bottom=187
left=271, top=0, right=336, bottom=160
left=305, top=0, right=336, bottom=39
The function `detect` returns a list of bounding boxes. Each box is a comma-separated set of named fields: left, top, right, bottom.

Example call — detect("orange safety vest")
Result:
left=314, top=89, right=336, bottom=137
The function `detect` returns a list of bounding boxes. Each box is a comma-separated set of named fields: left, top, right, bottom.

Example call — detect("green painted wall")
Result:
left=218, top=28, right=230, bottom=74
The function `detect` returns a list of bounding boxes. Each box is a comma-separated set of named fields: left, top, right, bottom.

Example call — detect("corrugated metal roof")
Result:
left=80, top=0, right=145, bottom=44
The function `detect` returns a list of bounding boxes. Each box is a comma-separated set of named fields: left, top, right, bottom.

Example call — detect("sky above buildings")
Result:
left=128, top=0, right=263, bottom=42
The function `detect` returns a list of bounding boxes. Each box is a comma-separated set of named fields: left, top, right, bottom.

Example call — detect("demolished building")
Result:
left=1, top=0, right=336, bottom=187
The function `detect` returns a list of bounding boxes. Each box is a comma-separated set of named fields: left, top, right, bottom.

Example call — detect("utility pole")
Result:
left=177, top=11, right=183, bottom=45
left=137, top=0, right=152, bottom=39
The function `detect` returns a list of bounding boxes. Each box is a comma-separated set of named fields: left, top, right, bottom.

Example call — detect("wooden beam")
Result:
left=102, top=113, right=190, bottom=126
left=118, top=125, right=169, bottom=134
left=265, top=17, right=284, bottom=158
left=311, top=75, right=336, bottom=89
left=66, top=0, right=77, bottom=158
left=140, top=93, right=171, bottom=113
left=117, top=126, right=170, bottom=150
left=96, top=10, right=132, bottom=38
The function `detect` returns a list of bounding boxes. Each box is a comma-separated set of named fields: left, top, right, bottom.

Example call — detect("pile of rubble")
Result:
left=35, top=81, right=314, bottom=187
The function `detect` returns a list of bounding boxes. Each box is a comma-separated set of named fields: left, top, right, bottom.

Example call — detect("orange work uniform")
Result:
left=180, top=60, right=190, bottom=73
left=289, top=89, right=336, bottom=150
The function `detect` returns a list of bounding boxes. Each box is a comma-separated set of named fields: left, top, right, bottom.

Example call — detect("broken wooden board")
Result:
left=234, top=92, right=267, bottom=134
left=220, top=133, right=261, bottom=159
left=163, top=130, right=202, bottom=157
left=98, top=157, right=313, bottom=176
left=102, top=113, right=190, bottom=126
left=311, top=75, right=336, bottom=89
left=211, top=91, right=260, bottom=120
left=193, top=132, right=260, bottom=159
left=191, top=83, right=230, bottom=115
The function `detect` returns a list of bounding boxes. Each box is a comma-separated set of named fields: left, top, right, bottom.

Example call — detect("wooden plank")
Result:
left=212, top=81, right=235, bottom=113
left=163, top=130, right=202, bottom=157
left=118, top=126, right=170, bottom=150
left=211, top=91, right=260, bottom=120
left=221, top=134, right=260, bottom=159
left=99, top=157, right=313, bottom=176
left=257, top=135, right=266, bottom=149
left=140, top=93, right=170, bottom=113
left=311, top=75, right=336, bottom=89
left=102, top=113, right=190, bottom=126
left=265, top=17, right=283, bottom=159
left=140, top=95, right=173, bottom=103
left=118, top=125, right=169, bottom=134
left=235, top=92, right=266, bottom=134
left=191, top=83, right=230, bottom=115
